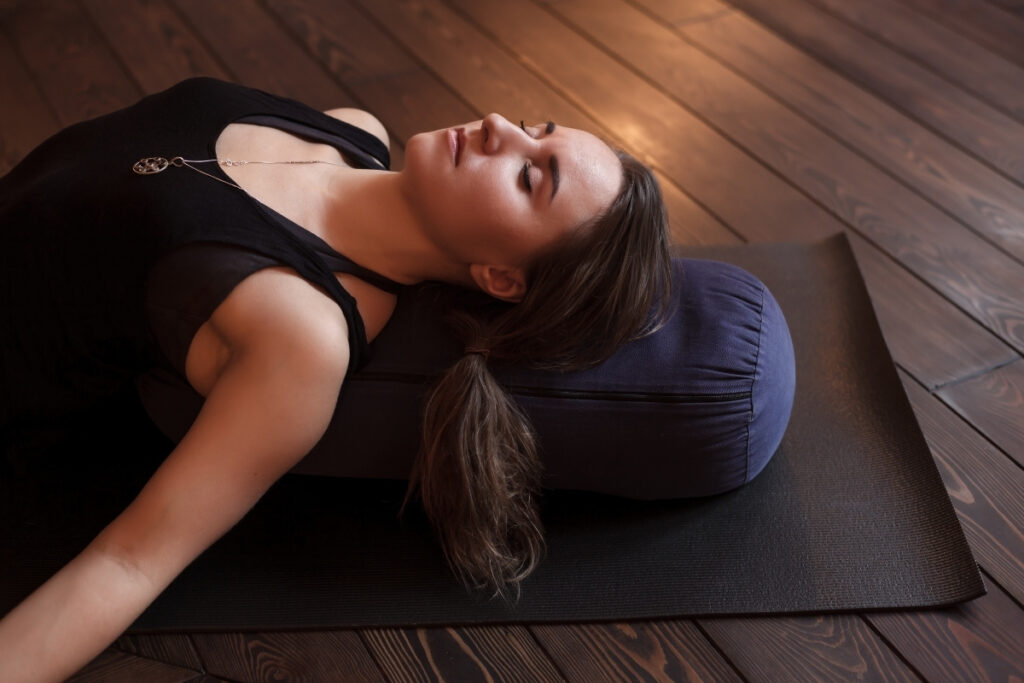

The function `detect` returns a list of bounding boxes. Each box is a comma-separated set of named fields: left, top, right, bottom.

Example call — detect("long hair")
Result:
left=405, top=149, right=672, bottom=598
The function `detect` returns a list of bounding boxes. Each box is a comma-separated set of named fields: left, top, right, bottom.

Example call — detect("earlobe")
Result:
left=468, top=264, right=527, bottom=303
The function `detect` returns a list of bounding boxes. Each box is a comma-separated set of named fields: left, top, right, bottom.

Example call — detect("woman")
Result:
left=0, top=78, right=670, bottom=680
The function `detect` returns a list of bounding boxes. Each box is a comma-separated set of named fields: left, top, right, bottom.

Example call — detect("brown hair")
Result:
left=405, top=149, right=672, bottom=598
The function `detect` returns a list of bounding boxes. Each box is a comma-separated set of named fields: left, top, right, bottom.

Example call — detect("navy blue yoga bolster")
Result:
left=293, top=257, right=796, bottom=500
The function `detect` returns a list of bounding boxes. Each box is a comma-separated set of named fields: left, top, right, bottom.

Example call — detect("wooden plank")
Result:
left=361, top=626, right=563, bottom=681
left=895, top=0, right=1024, bottom=68
left=698, top=615, right=921, bottom=681
left=848, top=235, right=1017, bottom=391
left=937, top=358, right=1024, bottom=468
left=662, top=1, right=1024, bottom=270
left=452, top=0, right=1021, bottom=387
left=81, top=0, right=229, bottom=93
left=0, top=31, right=59, bottom=174
left=806, top=0, right=1024, bottom=121
left=265, top=0, right=487, bottom=170
left=531, top=620, right=742, bottom=682
left=867, top=577, right=1024, bottom=681
left=263, top=0, right=466, bottom=146
left=421, top=0, right=833, bottom=240
left=171, top=0, right=404, bottom=163
left=115, top=634, right=205, bottom=672
left=351, top=0, right=604, bottom=133
left=171, top=0, right=353, bottom=111
left=633, top=11, right=1023, bottom=390
left=267, top=0, right=736, bottom=237
left=723, top=0, right=1024, bottom=187
left=191, top=631, right=385, bottom=682
left=985, top=0, right=1024, bottom=10
left=70, top=647, right=201, bottom=682
left=536, top=0, right=1024, bottom=358
left=900, top=370, right=1024, bottom=605
left=5, top=0, right=140, bottom=125
left=657, top=174, right=742, bottom=246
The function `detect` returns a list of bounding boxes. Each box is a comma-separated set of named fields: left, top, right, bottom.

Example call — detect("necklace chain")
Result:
left=132, top=155, right=347, bottom=191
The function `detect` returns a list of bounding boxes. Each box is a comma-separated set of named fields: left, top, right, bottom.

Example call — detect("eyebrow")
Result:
left=545, top=121, right=560, bottom=202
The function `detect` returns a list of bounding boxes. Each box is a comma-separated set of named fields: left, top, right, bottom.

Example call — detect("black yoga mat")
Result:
left=0, top=234, right=984, bottom=629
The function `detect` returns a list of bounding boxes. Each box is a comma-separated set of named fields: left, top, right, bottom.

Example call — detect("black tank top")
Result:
left=0, top=78, right=401, bottom=431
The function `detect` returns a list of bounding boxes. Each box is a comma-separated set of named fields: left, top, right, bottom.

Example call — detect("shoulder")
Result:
left=213, top=267, right=350, bottom=375
left=323, top=108, right=390, bottom=151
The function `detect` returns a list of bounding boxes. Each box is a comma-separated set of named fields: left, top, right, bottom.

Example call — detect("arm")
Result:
left=0, top=270, right=349, bottom=682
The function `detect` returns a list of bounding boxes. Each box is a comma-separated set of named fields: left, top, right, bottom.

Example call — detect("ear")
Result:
left=469, top=264, right=527, bottom=303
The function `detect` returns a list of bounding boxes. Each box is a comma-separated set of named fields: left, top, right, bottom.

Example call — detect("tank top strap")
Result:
left=316, top=251, right=405, bottom=295
left=230, top=112, right=405, bottom=297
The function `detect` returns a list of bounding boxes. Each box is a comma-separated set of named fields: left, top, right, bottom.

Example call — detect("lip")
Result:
left=447, top=128, right=457, bottom=166
left=445, top=128, right=458, bottom=166
left=449, top=127, right=465, bottom=166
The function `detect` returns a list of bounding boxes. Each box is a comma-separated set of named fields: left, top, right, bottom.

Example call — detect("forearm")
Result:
left=0, top=544, right=162, bottom=683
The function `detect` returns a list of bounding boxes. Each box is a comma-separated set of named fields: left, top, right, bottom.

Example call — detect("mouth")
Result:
left=449, top=127, right=465, bottom=166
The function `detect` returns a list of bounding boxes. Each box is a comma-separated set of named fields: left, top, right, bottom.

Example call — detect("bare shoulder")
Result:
left=187, top=268, right=350, bottom=396
left=324, top=108, right=390, bottom=151
left=220, top=268, right=348, bottom=357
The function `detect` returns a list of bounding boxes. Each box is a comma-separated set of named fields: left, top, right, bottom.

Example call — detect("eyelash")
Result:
left=520, top=120, right=533, bottom=193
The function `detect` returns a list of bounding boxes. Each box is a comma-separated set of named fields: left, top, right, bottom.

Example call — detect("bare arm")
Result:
left=0, top=270, right=349, bottom=682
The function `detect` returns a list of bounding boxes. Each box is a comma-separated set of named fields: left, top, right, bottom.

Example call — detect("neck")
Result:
left=319, top=168, right=471, bottom=288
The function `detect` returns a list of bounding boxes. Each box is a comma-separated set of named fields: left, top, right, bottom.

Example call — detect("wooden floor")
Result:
left=2, top=0, right=1023, bottom=680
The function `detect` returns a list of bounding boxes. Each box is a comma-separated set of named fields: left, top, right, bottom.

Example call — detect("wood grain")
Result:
left=274, top=0, right=729, bottom=243
left=82, top=0, right=229, bottom=93
left=4, top=0, right=140, bottom=125
left=894, top=0, right=1024, bottom=68
left=265, top=0, right=484, bottom=164
left=352, top=0, right=601, bottom=132
left=191, top=631, right=385, bottom=682
left=362, top=625, right=563, bottom=681
left=531, top=620, right=742, bottom=682
left=70, top=647, right=201, bottom=682
left=537, top=0, right=1024, bottom=358
left=115, top=633, right=205, bottom=672
left=455, top=0, right=1024, bottom=382
left=848, top=235, right=1016, bottom=390
left=901, top=370, right=1024, bottom=605
left=444, top=0, right=833, bottom=246
left=698, top=614, right=921, bottom=681
left=937, top=358, right=1024, bottom=468
left=868, top=576, right=1024, bottom=681
left=806, top=0, right=1024, bottom=121
left=0, top=32, right=59, bottom=173
left=663, top=1, right=1024, bottom=267
left=724, top=0, right=1024, bottom=186
left=171, top=0, right=352, bottom=111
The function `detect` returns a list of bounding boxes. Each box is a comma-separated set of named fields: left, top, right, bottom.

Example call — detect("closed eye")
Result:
left=522, top=161, right=533, bottom=193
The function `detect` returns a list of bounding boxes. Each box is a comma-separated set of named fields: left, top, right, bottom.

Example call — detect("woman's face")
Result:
left=402, top=113, right=623, bottom=271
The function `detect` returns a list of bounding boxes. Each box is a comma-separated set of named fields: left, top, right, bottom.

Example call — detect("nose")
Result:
left=481, top=113, right=531, bottom=155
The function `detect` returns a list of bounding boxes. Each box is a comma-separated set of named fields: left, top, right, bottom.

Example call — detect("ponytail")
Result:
left=405, top=314, right=544, bottom=598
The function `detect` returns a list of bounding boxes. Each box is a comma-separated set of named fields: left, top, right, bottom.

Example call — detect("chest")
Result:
left=174, top=124, right=397, bottom=396
left=214, top=122, right=345, bottom=238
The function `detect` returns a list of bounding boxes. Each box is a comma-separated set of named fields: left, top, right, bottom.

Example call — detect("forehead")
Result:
left=551, top=126, right=622, bottom=219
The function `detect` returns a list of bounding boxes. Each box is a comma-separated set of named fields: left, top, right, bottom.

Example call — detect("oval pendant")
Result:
left=133, top=157, right=170, bottom=175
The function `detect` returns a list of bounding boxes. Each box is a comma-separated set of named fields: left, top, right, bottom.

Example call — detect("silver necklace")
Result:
left=132, top=155, right=347, bottom=191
